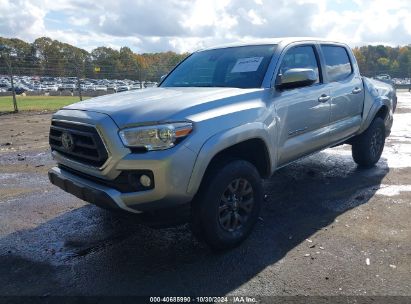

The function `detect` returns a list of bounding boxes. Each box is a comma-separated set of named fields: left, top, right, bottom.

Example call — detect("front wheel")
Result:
left=352, top=117, right=386, bottom=168
left=190, top=160, right=263, bottom=250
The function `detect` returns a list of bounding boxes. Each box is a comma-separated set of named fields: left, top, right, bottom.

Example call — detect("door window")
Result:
left=279, top=46, right=321, bottom=84
left=321, top=45, right=353, bottom=82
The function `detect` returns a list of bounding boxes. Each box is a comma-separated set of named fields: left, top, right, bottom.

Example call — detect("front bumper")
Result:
left=49, top=164, right=194, bottom=213
left=49, top=167, right=121, bottom=211
left=49, top=109, right=198, bottom=213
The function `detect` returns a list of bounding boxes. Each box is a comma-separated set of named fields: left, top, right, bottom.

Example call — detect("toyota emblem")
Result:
left=61, top=132, right=75, bottom=152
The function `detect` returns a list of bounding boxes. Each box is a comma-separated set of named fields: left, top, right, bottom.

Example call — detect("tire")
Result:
left=190, top=159, right=263, bottom=250
left=352, top=117, right=386, bottom=168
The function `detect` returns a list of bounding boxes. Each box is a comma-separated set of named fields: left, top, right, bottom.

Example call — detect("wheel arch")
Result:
left=186, top=123, right=275, bottom=196
left=358, top=96, right=392, bottom=136
left=374, top=105, right=388, bottom=120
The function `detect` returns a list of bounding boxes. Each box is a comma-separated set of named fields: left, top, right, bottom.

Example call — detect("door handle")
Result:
left=318, top=94, right=330, bottom=103
left=352, top=87, right=362, bottom=94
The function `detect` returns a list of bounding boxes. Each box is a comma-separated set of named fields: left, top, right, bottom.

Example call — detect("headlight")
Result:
left=119, top=122, right=193, bottom=151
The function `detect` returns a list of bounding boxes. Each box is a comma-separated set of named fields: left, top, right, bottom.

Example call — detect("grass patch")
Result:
left=0, top=95, right=89, bottom=112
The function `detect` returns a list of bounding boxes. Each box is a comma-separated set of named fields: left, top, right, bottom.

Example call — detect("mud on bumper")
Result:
left=48, top=168, right=120, bottom=211
left=48, top=165, right=193, bottom=214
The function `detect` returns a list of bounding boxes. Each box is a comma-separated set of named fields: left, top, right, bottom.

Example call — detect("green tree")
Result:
left=90, top=47, right=121, bottom=78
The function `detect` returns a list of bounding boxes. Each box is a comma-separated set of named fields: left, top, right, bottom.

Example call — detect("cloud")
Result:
left=0, top=0, right=47, bottom=39
left=0, top=0, right=410, bottom=53
left=92, top=0, right=189, bottom=37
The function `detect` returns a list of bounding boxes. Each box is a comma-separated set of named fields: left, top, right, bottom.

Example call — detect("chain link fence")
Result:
left=1, top=54, right=411, bottom=113
left=0, top=55, right=181, bottom=113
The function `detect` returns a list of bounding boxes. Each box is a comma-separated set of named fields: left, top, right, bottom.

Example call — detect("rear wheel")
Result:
left=352, top=117, right=385, bottom=168
left=190, top=160, right=263, bottom=250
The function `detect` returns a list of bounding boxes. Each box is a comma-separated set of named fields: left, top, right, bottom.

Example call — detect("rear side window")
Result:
left=279, top=46, right=320, bottom=83
left=321, top=45, right=353, bottom=82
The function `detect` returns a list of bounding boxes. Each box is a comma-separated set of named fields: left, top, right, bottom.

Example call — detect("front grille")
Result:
left=49, top=120, right=108, bottom=167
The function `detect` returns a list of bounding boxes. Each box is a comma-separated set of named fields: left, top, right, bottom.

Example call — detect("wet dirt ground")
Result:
left=0, top=92, right=410, bottom=296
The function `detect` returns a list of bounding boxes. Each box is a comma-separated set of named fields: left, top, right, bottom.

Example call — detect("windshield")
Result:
left=160, top=45, right=276, bottom=89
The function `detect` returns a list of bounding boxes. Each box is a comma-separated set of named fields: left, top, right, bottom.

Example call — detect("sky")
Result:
left=0, top=0, right=411, bottom=53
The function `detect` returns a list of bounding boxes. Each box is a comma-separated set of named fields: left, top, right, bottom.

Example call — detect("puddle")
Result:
left=0, top=173, right=20, bottom=181
left=375, top=184, right=411, bottom=197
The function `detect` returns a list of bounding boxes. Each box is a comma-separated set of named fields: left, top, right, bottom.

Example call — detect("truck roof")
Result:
left=200, top=37, right=347, bottom=51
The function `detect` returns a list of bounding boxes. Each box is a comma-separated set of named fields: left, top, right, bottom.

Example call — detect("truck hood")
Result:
left=64, top=87, right=265, bottom=128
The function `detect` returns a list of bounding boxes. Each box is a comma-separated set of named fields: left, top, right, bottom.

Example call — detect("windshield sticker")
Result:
left=231, top=57, right=263, bottom=73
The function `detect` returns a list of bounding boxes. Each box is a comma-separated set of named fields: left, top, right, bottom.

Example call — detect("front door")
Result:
left=274, top=45, right=331, bottom=166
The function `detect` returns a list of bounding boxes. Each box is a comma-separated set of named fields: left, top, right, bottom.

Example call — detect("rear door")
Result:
left=320, top=45, right=363, bottom=142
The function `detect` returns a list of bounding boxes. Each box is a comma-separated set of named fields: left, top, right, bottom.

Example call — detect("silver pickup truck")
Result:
left=48, top=38, right=396, bottom=250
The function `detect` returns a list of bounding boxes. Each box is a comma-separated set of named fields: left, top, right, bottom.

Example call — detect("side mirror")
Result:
left=276, top=68, right=317, bottom=90
left=160, top=74, right=167, bottom=82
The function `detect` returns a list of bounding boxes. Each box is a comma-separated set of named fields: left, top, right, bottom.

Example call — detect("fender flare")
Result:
left=186, top=122, right=275, bottom=195
left=358, top=95, right=392, bottom=135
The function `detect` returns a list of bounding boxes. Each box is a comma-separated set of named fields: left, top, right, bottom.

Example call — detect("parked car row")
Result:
left=392, top=77, right=411, bottom=85
left=374, top=74, right=410, bottom=86
left=0, top=75, right=158, bottom=94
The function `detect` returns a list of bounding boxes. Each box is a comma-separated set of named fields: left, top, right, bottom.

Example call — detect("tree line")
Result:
left=1, top=36, right=411, bottom=81
left=0, top=37, right=188, bottom=82
left=353, top=45, right=411, bottom=78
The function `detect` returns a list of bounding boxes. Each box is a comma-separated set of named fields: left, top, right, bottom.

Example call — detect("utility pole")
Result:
left=71, top=56, right=83, bottom=101
left=139, top=69, right=143, bottom=89
left=409, top=65, right=411, bottom=93
left=0, top=45, right=18, bottom=112
left=76, top=66, right=83, bottom=101
left=9, top=68, right=17, bottom=112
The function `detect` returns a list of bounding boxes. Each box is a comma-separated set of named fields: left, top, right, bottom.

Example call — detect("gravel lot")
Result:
left=0, top=92, right=410, bottom=297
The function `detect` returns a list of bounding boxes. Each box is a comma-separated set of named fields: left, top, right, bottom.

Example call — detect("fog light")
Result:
left=139, top=174, right=152, bottom=187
